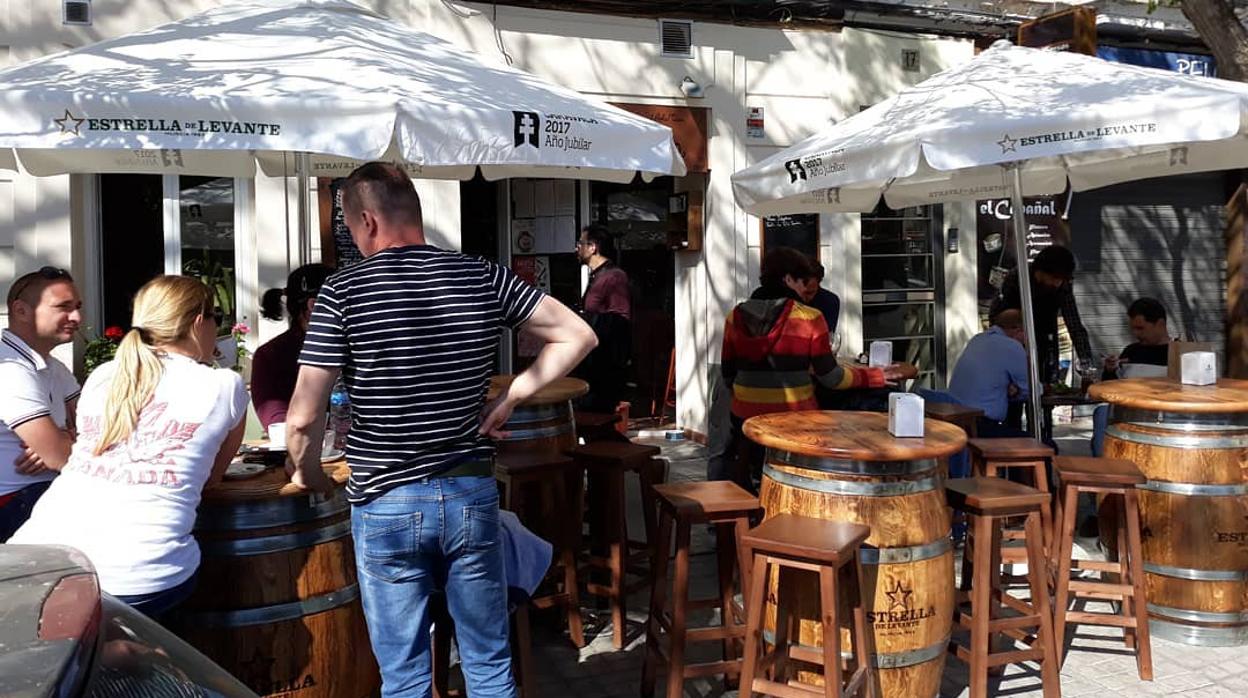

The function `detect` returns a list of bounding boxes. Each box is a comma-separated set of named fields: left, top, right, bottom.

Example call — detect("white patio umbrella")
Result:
left=731, top=41, right=1248, bottom=434
left=0, top=0, right=685, bottom=252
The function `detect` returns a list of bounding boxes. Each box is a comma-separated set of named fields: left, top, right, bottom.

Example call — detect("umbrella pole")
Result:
left=296, top=152, right=311, bottom=265
left=1009, top=165, right=1044, bottom=439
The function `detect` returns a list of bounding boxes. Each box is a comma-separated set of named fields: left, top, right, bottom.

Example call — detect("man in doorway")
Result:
left=948, top=309, right=1031, bottom=438
left=284, top=162, right=596, bottom=698
left=0, top=266, right=82, bottom=541
left=1091, top=297, right=1171, bottom=455
left=798, top=258, right=841, bottom=335
left=574, top=223, right=632, bottom=413
left=991, top=245, right=1093, bottom=384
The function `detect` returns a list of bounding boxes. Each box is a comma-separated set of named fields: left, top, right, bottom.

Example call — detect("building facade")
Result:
left=0, top=0, right=981, bottom=436
left=4, top=0, right=1231, bottom=436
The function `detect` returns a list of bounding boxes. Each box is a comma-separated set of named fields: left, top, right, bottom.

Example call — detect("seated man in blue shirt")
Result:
left=948, top=310, right=1030, bottom=438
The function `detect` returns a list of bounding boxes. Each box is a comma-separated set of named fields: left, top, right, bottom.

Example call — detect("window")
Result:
left=860, top=204, right=945, bottom=388
left=98, top=174, right=240, bottom=335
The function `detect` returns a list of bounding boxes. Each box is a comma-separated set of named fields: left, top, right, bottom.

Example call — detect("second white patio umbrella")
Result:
left=732, top=41, right=1248, bottom=433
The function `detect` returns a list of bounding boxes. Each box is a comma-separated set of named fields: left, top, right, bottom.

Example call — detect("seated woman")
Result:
left=11, top=276, right=248, bottom=618
left=251, top=264, right=331, bottom=431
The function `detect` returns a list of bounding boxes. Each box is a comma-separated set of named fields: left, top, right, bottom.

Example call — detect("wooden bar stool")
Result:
left=568, top=440, right=664, bottom=649
left=431, top=593, right=535, bottom=698
left=946, top=477, right=1060, bottom=698
left=925, top=402, right=983, bottom=440
left=737, top=514, right=875, bottom=698
left=641, top=481, right=760, bottom=698
left=574, top=410, right=626, bottom=443
left=1051, top=456, right=1152, bottom=680
left=494, top=452, right=585, bottom=647
left=969, top=438, right=1057, bottom=562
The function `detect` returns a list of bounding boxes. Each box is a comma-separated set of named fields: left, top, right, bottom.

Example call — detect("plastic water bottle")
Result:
left=329, top=380, right=351, bottom=451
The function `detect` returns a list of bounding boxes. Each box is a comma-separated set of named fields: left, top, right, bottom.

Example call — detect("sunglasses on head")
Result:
left=9, top=266, right=73, bottom=304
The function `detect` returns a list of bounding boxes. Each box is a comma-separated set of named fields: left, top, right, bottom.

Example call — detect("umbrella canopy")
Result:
left=732, top=41, right=1248, bottom=216
left=0, top=0, right=685, bottom=181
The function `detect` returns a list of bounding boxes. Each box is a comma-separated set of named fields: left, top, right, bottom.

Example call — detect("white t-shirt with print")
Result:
left=0, top=330, right=80, bottom=496
left=11, top=353, right=247, bottom=596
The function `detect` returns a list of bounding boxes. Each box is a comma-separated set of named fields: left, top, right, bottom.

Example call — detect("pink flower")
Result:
left=231, top=322, right=250, bottom=336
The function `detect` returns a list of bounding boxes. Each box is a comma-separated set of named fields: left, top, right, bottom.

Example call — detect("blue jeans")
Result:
left=352, top=476, right=516, bottom=698
left=0, top=480, right=52, bottom=542
left=114, top=572, right=198, bottom=620
left=1091, top=404, right=1109, bottom=457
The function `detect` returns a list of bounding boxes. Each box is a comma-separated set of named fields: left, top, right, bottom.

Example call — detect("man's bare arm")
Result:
left=12, top=416, right=74, bottom=472
left=284, top=365, right=339, bottom=493
left=480, top=297, right=597, bottom=437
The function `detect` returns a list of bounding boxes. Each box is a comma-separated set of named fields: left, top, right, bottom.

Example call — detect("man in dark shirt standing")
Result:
left=284, top=163, right=596, bottom=698
left=991, top=245, right=1093, bottom=384
left=575, top=224, right=632, bottom=412
left=798, top=259, right=841, bottom=335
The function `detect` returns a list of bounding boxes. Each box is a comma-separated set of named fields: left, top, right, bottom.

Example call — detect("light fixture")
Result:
left=679, top=76, right=704, bottom=98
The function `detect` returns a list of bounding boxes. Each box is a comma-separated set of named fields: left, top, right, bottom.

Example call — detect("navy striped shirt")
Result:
left=299, top=245, right=544, bottom=504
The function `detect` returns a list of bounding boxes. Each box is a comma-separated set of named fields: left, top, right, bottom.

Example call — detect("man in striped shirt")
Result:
left=285, top=163, right=596, bottom=698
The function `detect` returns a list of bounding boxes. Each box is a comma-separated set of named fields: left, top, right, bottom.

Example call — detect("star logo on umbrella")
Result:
left=997, top=134, right=1017, bottom=154
left=53, top=109, right=86, bottom=136
left=884, top=579, right=913, bottom=612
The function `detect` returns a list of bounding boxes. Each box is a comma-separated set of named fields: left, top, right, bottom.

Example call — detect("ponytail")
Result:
left=93, top=275, right=214, bottom=455
left=94, top=329, right=164, bottom=455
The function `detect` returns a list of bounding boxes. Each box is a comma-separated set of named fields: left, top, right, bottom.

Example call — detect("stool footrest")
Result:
left=991, top=614, right=1043, bottom=632
left=986, top=647, right=1045, bottom=668
left=1068, top=579, right=1134, bottom=597
left=749, top=678, right=822, bottom=698
left=686, top=625, right=748, bottom=644
left=1072, top=559, right=1122, bottom=573
left=1064, top=610, right=1138, bottom=628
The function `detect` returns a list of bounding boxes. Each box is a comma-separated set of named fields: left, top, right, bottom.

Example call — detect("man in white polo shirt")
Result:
left=0, top=266, right=82, bottom=541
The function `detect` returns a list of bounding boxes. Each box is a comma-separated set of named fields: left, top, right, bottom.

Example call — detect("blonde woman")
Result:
left=12, top=276, right=248, bottom=617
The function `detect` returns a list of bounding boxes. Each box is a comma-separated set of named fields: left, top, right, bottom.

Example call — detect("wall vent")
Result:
left=659, top=19, right=693, bottom=59
left=63, top=0, right=92, bottom=25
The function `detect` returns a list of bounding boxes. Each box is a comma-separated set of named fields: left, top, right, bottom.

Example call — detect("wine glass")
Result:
left=830, top=332, right=843, bottom=357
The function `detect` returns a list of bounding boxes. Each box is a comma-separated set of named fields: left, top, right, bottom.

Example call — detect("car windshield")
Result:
left=84, top=595, right=256, bottom=698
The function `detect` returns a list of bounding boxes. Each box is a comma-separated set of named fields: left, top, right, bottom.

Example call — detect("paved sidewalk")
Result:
left=514, top=419, right=1248, bottom=698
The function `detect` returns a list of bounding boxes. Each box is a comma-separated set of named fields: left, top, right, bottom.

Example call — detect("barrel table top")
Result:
left=1088, top=377, right=1248, bottom=413
left=743, top=410, right=967, bottom=462
left=203, top=457, right=349, bottom=501
left=487, top=374, right=589, bottom=406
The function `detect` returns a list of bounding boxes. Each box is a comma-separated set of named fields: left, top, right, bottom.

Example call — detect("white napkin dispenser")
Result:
left=888, top=393, right=925, bottom=438
left=869, top=340, right=893, bottom=368
left=1180, top=351, right=1217, bottom=386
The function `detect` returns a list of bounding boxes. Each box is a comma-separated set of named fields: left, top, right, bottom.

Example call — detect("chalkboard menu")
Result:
left=761, top=213, right=819, bottom=259
left=317, top=177, right=364, bottom=269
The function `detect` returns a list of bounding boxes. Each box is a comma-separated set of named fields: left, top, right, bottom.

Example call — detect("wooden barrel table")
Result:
left=743, top=411, right=965, bottom=698
left=488, top=375, right=588, bottom=455
left=1090, top=378, right=1248, bottom=646
left=177, top=459, right=380, bottom=697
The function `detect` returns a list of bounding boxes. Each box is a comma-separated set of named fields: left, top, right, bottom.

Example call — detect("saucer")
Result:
left=223, top=460, right=266, bottom=480
left=320, top=449, right=345, bottom=463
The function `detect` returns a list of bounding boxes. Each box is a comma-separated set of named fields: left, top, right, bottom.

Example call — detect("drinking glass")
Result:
left=1075, top=358, right=1099, bottom=393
